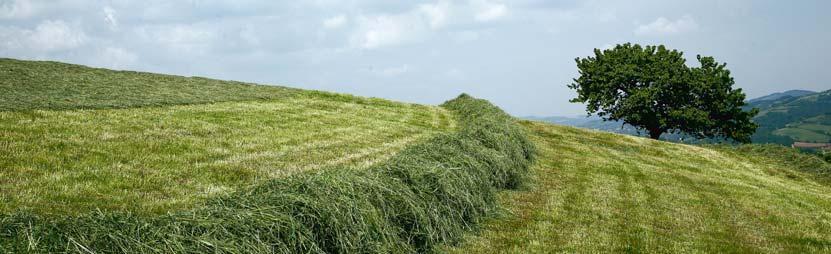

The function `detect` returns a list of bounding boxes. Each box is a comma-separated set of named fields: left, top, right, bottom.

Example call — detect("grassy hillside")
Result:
left=752, top=89, right=831, bottom=144
left=0, top=94, right=534, bottom=253
left=0, top=58, right=298, bottom=111
left=746, top=89, right=816, bottom=112
left=6, top=58, right=831, bottom=252
left=449, top=121, right=831, bottom=253
left=0, top=59, right=455, bottom=215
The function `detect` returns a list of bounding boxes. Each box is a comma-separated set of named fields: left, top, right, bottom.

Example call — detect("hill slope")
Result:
left=0, top=59, right=455, bottom=215
left=747, top=89, right=816, bottom=106
left=450, top=121, right=831, bottom=253
left=752, top=89, right=831, bottom=144
left=0, top=94, right=533, bottom=253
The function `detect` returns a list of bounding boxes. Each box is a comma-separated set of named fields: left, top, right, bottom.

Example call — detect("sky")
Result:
left=1, top=0, right=829, bottom=116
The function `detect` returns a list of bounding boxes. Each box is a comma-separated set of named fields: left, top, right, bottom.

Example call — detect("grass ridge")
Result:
left=0, top=58, right=298, bottom=111
left=0, top=94, right=535, bottom=253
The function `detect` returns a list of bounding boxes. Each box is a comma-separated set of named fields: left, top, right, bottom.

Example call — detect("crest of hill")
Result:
left=0, top=58, right=302, bottom=111
left=0, top=58, right=457, bottom=215
left=748, top=89, right=816, bottom=103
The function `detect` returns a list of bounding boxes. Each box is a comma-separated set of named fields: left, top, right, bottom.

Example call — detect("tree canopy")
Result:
left=568, top=43, right=758, bottom=142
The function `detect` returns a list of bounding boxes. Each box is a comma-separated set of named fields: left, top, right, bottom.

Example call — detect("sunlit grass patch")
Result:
left=0, top=94, right=454, bottom=215
left=0, top=94, right=535, bottom=253
left=0, top=58, right=297, bottom=111
left=448, top=121, right=831, bottom=253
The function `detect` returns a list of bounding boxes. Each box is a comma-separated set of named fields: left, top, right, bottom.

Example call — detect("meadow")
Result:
left=448, top=121, right=831, bottom=253
left=4, top=58, right=831, bottom=253
left=0, top=94, right=453, bottom=215
left=1, top=58, right=535, bottom=253
left=1, top=59, right=456, bottom=216
left=0, top=58, right=296, bottom=111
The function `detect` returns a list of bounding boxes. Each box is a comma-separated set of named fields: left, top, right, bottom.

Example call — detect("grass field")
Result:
left=0, top=94, right=531, bottom=253
left=805, top=115, right=831, bottom=125
left=448, top=121, right=831, bottom=253
left=774, top=127, right=830, bottom=142
left=0, top=59, right=455, bottom=215
left=6, top=58, right=831, bottom=252
left=796, top=123, right=831, bottom=134
left=0, top=58, right=297, bottom=111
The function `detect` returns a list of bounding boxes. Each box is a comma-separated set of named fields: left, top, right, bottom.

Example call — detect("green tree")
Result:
left=568, top=43, right=758, bottom=142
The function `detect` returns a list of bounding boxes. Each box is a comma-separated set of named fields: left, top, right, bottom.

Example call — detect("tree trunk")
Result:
left=648, top=129, right=662, bottom=140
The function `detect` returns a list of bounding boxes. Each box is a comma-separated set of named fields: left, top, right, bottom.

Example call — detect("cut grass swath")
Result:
left=0, top=94, right=535, bottom=253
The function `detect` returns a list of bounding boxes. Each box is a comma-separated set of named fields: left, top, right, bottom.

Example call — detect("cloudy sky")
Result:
left=1, top=0, right=829, bottom=116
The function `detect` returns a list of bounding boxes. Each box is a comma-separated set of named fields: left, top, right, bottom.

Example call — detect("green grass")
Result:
left=0, top=59, right=457, bottom=216
left=0, top=58, right=298, bottom=111
left=0, top=59, right=455, bottom=216
left=774, top=127, right=830, bottom=142
left=709, top=144, right=831, bottom=182
left=448, top=121, right=831, bottom=253
left=10, top=57, right=831, bottom=253
left=1, top=94, right=453, bottom=215
left=0, top=94, right=535, bottom=253
left=795, top=123, right=831, bottom=134
left=805, top=115, right=831, bottom=125
left=751, top=90, right=831, bottom=144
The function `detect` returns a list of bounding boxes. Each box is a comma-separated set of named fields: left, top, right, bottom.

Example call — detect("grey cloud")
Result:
left=0, top=0, right=829, bottom=117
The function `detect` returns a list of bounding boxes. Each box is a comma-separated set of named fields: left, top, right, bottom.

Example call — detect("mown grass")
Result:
left=709, top=143, right=831, bottom=183
left=0, top=58, right=298, bottom=111
left=0, top=93, right=453, bottom=215
left=0, top=94, right=535, bottom=253
left=448, top=121, right=831, bottom=253
left=1, top=59, right=458, bottom=216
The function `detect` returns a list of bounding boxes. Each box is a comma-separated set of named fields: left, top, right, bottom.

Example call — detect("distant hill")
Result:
left=523, top=115, right=598, bottom=126
left=751, top=89, right=831, bottom=144
left=528, top=89, right=831, bottom=144
left=745, top=90, right=817, bottom=113
left=524, top=115, right=698, bottom=141
left=748, top=89, right=816, bottom=103
left=524, top=114, right=702, bottom=142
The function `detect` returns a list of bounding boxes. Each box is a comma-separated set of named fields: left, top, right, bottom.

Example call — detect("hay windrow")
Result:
left=0, top=94, right=535, bottom=253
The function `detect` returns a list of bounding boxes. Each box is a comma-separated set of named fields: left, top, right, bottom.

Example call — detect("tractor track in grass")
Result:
left=0, top=96, right=454, bottom=215
left=447, top=121, right=831, bottom=253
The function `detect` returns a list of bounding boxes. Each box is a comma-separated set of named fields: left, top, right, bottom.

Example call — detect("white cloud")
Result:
left=323, top=15, right=347, bottom=29
left=347, top=0, right=515, bottom=49
left=419, top=1, right=451, bottom=29
left=30, top=20, right=86, bottom=51
left=634, top=15, right=698, bottom=36
left=351, top=14, right=423, bottom=49
left=473, top=0, right=507, bottom=22
left=0, top=0, right=34, bottom=19
left=103, top=6, right=118, bottom=30
left=0, top=20, right=87, bottom=52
